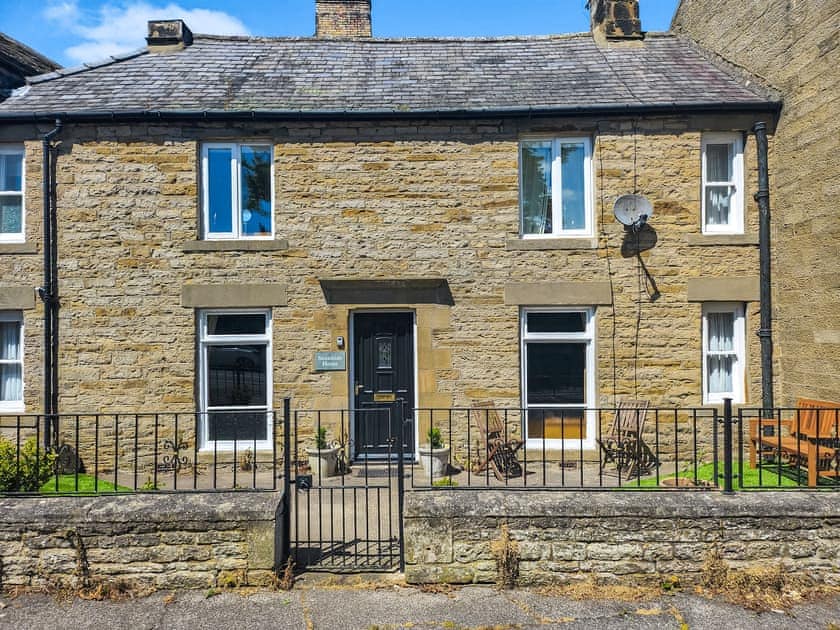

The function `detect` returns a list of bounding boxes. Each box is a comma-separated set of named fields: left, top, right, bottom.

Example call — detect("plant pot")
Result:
left=417, top=445, right=450, bottom=478
left=307, top=447, right=340, bottom=477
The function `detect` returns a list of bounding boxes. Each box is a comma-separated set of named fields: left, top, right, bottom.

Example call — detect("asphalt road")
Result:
left=2, top=582, right=839, bottom=629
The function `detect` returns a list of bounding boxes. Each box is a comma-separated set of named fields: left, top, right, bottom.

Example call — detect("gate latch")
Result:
left=295, top=474, right=312, bottom=491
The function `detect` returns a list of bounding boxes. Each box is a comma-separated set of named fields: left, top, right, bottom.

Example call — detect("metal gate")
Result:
left=284, top=403, right=408, bottom=572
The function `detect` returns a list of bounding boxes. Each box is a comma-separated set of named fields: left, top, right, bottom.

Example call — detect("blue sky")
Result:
left=4, top=0, right=681, bottom=67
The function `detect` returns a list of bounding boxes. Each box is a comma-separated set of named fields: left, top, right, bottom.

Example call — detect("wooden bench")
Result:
left=749, top=398, right=840, bottom=487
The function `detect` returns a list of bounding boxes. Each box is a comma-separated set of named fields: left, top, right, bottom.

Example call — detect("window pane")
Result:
left=707, top=355, right=734, bottom=393
left=240, top=145, right=272, bottom=236
left=1, top=154, right=22, bottom=191
left=521, top=143, right=552, bottom=234
left=0, top=364, right=23, bottom=402
left=707, top=312, right=734, bottom=352
left=377, top=337, right=392, bottom=369
left=705, top=185, right=732, bottom=226
left=706, top=143, right=731, bottom=181
left=207, top=345, right=267, bottom=407
left=0, top=195, right=22, bottom=234
left=207, top=411, right=267, bottom=442
left=527, top=312, right=586, bottom=333
left=526, top=342, right=586, bottom=405
left=206, top=314, right=266, bottom=336
left=207, top=148, right=233, bottom=234
left=0, top=321, right=20, bottom=360
left=527, top=408, right=586, bottom=440
left=560, top=143, right=586, bottom=230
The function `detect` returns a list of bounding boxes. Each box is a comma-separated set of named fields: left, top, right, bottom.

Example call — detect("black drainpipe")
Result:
left=39, top=119, right=62, bottom=447
left=753, top=121, right=774, bottom=414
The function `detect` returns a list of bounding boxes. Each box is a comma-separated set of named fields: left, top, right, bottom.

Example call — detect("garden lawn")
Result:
left=634, top=462, right=803, bottom=488
left=39, top=474, right=132, bottom=494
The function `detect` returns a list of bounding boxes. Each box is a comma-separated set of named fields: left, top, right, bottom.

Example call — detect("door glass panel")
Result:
left=207, top=411, right=267, bottom=442
left=526, top=342, right=586, bottom=405
left=527, top=408, right=586, bottom=440
left=207, top=313, right=266, bottom=336
left=207, top=345, right=267, bottom=407
left=240, top=145, right=272, bottom=236
left=377, top=337, right=393, bottom=369
left=527, top=312, right=586, bottom=333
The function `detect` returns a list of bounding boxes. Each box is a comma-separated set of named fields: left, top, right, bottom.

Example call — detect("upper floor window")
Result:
left=702, top=303, right=745, bottom=404
left=702, top=133, right=743, bottom=234
left=0, top=311, right=23, bottom=411
left=0, top=146, right=24, bottom=243
left=201, top=143, right=273, bottom=240
left=520, top=137, right=593, bottom=237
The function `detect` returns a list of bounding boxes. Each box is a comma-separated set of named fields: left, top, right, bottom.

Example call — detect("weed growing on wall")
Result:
left=490, top=524, right=520, bottom=589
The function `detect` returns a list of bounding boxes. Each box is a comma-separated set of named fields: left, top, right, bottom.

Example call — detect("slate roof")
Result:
left=0, top=33, right=60, bottom=98
left=0, top=33, right=778, bottom=119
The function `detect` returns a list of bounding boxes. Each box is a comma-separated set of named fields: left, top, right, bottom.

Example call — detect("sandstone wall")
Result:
left=0, top=115, right=766, bottom=459
left=0, top=491, right=280, bottom=589
left=673, top=0, right=840, bottom=405
left=404, top=490, right=840, bottom=585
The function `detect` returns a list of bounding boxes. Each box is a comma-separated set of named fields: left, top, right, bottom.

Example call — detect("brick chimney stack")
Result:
left=315, top=0, right=372, bottom=38
left=589, top=0, right=644, bottom=43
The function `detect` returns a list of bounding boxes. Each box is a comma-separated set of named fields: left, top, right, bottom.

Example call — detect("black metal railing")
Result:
left=0, top=410, right=285, bottom=494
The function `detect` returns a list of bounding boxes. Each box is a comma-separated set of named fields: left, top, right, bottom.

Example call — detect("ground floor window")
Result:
left=521, top=307, right=595, bottom=448
left=198, top=309, right=272, bottom=449
left=0, top=311, right=23, bottom=411
left=702, top=303, right=745, bottom=404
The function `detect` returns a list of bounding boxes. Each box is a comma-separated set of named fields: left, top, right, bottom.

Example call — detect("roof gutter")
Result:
left=0, top=100, right=782, bottom=125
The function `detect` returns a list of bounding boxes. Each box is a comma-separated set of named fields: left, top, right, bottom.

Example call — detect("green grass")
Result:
left=633, top=461, right=803, bottom=488
left=39, top=473, right=133, bottom=494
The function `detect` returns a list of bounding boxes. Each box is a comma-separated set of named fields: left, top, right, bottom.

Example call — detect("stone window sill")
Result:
left=0, top=243, right=37, bottom=255
left=686, top=234, right=759, bottom=246
left=506, top=238, right=598, bottom=251
left=182, top=239, right=289, bottom=253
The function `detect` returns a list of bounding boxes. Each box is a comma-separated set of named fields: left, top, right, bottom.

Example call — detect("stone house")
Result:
left=0, top=0, right=781, bottom=462
left=0, top=33, right=59, bottom=101
left=672, top=0, right=839, bottom=407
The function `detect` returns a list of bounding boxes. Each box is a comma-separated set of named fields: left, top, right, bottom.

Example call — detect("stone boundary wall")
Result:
left=404, top=491, right=840, bottom=586
left=0, top=491, right=281, bottom=590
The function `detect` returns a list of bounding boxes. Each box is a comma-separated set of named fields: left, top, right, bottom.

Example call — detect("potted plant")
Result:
left=307, top=426, right=339, bottom=477
left=418, top=427, right=450, bottom=479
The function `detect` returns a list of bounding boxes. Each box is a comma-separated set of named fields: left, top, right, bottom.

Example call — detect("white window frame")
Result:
left=0, top=311, right=24, bottom=412
left=0, top=145, right=25, bottom=243
left=198, top=309, right=273, bottom=451
left=701, top=133, right=744, bottom=235
left=200, top=142, right=275, bottom=240
left=520, top=307, right=597, bottom=450
left=702, top=302, right=745, bottom=404
left=519, top=136, right=594, bottom=238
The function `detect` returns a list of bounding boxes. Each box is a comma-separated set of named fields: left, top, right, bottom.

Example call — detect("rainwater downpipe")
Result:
left=40, top=118, right=62, bottom=447
left=753, top=121, right=774, bottom=414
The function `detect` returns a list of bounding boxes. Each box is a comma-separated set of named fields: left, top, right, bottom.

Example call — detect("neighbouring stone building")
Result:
left=0, top=33, right=59, bottom=101
left=672, top=0, right=840, bottom=406
left=0, top=0, right=782, bottom=463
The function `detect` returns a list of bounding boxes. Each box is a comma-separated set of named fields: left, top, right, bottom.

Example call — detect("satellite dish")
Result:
left=613, top=194, right=653, bottom=229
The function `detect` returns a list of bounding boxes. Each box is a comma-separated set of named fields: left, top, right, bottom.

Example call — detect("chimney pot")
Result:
left=589, top=0, right=644, bottom=42
left=146, top=19, right=193, bottom=51
left=315, top=0, right=372, bottom=38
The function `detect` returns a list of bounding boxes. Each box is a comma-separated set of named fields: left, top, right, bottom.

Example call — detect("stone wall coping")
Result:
left=404, top=489, right=840, bottom=519
left=0, top=490, right=282, bottom=525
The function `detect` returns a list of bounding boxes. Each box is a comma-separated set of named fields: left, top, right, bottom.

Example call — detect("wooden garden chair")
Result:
left=469, top=401, right=524, bottom=480
left=597, top=400, right=658, bottom=477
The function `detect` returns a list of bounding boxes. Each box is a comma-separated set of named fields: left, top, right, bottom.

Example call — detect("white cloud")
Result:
left=44, top=1, right=250, bottom=64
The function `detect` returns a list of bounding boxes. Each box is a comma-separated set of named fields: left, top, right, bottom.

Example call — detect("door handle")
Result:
left=355, top=384, right=364, bottom=395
